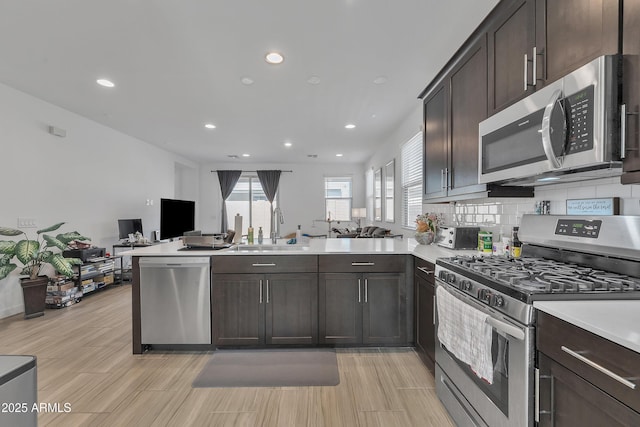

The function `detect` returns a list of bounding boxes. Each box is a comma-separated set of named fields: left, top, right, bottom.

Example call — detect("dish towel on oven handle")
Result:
left=436, top=286, right=494, bottom=384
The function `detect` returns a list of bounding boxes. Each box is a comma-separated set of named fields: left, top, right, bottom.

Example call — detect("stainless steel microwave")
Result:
left=478, top=55, right=621, bottom=185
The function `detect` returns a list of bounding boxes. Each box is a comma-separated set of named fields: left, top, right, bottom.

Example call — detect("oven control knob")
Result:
left=459, top=280, right=472, bottom=292
left=478, top=288, right=489, bottom=301
left=488, top=294, right=505, bottom=307
left=447, top=273, right=456, bottom=284
left=438, top=270, right=448, bottom=281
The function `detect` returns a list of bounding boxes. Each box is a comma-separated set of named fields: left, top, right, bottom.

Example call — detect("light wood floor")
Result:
left=0, top=285, right=455, bottom=427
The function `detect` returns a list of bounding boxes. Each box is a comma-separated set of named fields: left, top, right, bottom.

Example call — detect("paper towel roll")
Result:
left=233, top=214, right=243, bottom=243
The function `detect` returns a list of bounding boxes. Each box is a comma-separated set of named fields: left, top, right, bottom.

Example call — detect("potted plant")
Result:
left=0, top=222, right=89, bottom=319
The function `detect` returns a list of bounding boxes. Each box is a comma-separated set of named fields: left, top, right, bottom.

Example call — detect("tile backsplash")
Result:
left=422, top=177, right=640, bottom=238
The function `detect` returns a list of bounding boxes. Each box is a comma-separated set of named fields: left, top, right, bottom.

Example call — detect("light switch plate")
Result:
left=17, top=217, right=37, bottom=228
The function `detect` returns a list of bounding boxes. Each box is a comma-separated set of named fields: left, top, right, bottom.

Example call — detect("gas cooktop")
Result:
left=437, top=255, right=640, bottom=302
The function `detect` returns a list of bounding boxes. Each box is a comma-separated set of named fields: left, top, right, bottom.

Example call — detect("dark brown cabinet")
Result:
left=487, top=0, right=619, bottom=116
left=536, top=312, right=640, bottom=426
left=318, top=255, right=408, bottom=345
left=422, top=35, right=488, bottom=201
left=622, top=0, right=640, bottom=183
left=413, top=258, right=436, bottom=373
left=414, top=257, right=435, bottom=373
left=212, top=255, right=318, bottom=346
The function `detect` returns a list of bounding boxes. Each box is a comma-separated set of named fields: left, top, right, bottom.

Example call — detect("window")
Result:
left=325, top=176, right=352, bottom=221
left=226, top=176, right=277, bottom=235
left=401, top=132, right=423, bottom=228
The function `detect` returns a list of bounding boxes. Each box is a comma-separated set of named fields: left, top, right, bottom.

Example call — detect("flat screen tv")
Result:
left=118, top=218, right=143, bottom=239
left=160, top=198, right=195, bottom=240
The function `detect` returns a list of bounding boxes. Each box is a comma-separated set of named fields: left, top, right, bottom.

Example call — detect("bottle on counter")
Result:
left=258, top=226, right=263, bottom=244
left=296, top=225, right=302, bottom=242
left=511, top=226, right=522, bottom=258
left=247, top=226, right=254, bottom=244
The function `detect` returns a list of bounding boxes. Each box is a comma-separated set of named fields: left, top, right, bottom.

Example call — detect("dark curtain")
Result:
left=217, top=170, right=242, bottom=233
left=257, top=170, right=282, bottom=237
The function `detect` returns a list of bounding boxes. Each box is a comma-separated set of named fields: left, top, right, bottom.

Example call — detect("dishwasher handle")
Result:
left=139, top=257, right=210, bottom=268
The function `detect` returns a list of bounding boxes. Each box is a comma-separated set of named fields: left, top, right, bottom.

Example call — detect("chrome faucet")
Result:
left=274, top=207, right=284, bottom=239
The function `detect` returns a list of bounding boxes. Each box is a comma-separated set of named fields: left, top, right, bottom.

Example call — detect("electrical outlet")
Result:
left=17, top=217, right=37, bottom=228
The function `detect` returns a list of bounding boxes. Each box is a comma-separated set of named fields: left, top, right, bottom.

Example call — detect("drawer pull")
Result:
left=417, top=267, right=433, bottom=275
left=561, top=346, right=637, bottom=390
left=252, top=263, right=276, bottom=267
left=351, top=262, right=375, bottom=266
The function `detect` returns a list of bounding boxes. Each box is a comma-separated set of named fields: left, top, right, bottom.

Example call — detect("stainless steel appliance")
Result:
left=479, top=55, right=621, bottom=186
left=139, top=257, right=211, bottom=345
left=437, top=225, right=480, bottom=249
left=435, top=215, right=640, bottom=427
left=0, top=356, right=37, bottom=427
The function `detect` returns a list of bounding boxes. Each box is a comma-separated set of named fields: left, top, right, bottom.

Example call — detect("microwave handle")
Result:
left=541, top=89, right=564, bottom=169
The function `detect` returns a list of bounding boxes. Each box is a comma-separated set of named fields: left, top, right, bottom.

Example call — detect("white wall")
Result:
left=0, top=83, right=197, bottom=318
left=364, top=104, right=423, bottom=236
left=199, top=162, right=366, bottom=237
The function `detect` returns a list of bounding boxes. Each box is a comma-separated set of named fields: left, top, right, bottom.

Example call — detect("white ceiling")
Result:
left=0, top=0, right=498, bottom=164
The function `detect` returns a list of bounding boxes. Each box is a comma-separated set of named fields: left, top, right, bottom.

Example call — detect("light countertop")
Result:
left=534, top=300, right=640, bottom=354
left=119, top=238, right=479, bottom=263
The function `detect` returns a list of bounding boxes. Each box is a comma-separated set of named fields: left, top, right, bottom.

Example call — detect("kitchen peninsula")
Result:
left=124, top=238, right=471, bottom=354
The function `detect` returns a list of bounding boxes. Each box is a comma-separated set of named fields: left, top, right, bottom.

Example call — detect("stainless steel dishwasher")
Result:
left=139, top=257, right=211, bottom=345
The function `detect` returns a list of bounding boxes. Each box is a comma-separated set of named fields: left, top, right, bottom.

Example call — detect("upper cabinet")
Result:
left=621, top=0, right=640, bottom=183
left=488, top=0, right=619, bottom=115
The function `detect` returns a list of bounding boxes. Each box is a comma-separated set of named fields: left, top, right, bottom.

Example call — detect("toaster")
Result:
left=437, top=226, right=480, bottom=249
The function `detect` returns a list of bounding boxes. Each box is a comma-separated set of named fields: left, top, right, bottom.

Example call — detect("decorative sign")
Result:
left=566, top=197, right=619, bottom=216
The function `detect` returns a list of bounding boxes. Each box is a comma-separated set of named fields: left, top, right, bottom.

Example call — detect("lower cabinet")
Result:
left=414, top=257, right=436, bottom=373
left=318, top=272, right=406, bottom=345
left=213, top=273, right=318, bottom=346
left=537, top=312, right=640, bottom=426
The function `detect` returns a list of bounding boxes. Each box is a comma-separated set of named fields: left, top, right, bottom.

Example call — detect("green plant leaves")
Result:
left=0, top=255, right=11, bottom=266
left=0, top=227, right=23, bottom=237
left=15, top=240, right=39, bottom=264
left=0, top=241, right=16, bottom=255
left=43, top=234, right=66, bottom=251
left=0, top=264, right=17, bottom=280
left=36, top=222, right=65, bottom=234
left=65, top=257, right=83, bottom=265
left=48, top=254, right=74, bottom=277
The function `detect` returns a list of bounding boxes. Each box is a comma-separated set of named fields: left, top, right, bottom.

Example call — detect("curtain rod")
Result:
left=210, top=170, right=293, bottom=173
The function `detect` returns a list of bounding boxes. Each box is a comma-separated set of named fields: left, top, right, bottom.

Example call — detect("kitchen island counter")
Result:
left=122, top=237, right=478, bottom=264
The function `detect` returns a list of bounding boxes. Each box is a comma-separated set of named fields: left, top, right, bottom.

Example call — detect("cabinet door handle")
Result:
left=532, top=46, right=537, bottom=89
left=524, top=53, right=528, bottom=91
left=252, top=263, right=276, bottom=267
left=259, top=279, right=263, bottom=304
left=561, top=346, right=637, bottom=390
left=433, top=295, right=436, bottom=325
left=440, top=169, right=445, bottom=190
left=266, top=279, right=270, bottom=304
left=352, top=262, right=375, bottom=266
left=417, top=267, right=433, bottom=275
left=622, top=103, right=627, bottom=159
left=535, top=368, right=555, bottom=423
left=358, top=279, right=362, bottom=303
left=364, top=278, right=368, bottom=303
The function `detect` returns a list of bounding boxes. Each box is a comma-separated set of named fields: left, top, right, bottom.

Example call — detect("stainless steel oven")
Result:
left=435, top=267, right=535, bottom=427
left=434, top=215, right=640, bottom=427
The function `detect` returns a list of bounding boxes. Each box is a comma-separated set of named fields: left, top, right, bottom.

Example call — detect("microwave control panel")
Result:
left=564, top=85, right=594, bottom=154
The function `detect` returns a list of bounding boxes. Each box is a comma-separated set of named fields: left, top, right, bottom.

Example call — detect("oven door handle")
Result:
left=486, top=317, right=525, bottom=341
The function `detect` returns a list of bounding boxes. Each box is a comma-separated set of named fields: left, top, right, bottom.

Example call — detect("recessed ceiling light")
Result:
left=284, top=142, right=292, bottom=148
left=307, top=154, right=318, bottom=158
left=241, top=76, right=254, bottom=85
left=373, top=76, right=388, bottom=85
left=265, top=52, right=284, bottom=64
left=336, top=153, right=344, bottom=157
left=96, top=78, right=115, bottom=88
left=345, top=124, right=356, bottom=129
left=204, top=123, right=216, bottom=129
left=242, top=153, right=251, bottom=157
left=307, top=75, right=321, bottom=85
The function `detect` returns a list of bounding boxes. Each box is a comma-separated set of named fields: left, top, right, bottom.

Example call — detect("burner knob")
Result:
left=447, top=273, right=456, bottom=284
left=438, top=270, right=448, bottom=280
left=459, top=280, right=472, bottom=292
left=478, top=288, right=489, bottom=301
left=489, top=294, right=505, bottom=307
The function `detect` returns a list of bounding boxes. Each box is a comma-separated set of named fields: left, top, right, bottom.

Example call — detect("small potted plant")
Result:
left=415, top=213, right=442, bottom=245
left=0, top=223, right=89, bottom=318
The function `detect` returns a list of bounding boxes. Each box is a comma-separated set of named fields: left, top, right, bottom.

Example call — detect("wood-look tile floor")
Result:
left=0, top=286, right=455, bottom=427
